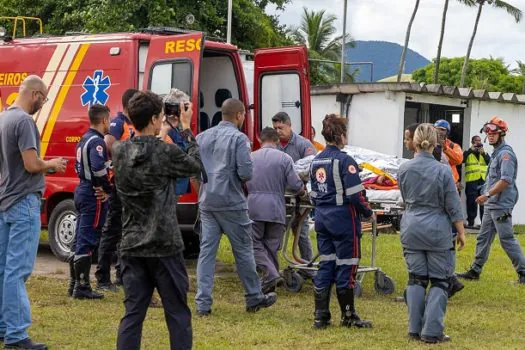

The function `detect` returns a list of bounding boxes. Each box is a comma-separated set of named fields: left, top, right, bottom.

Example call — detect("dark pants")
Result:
left=117, top=254, right=192, bottom=350
left=252, top=221, right=285, bottom=284
left=95, top=182, right=122, bottom=284
left=465, top=181, right=484, bottom=226
left=74, top=186, right=108, bottom=257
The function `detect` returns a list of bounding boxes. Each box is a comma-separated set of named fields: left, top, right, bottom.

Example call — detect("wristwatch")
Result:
left=484, top=192, right=491, bottom=198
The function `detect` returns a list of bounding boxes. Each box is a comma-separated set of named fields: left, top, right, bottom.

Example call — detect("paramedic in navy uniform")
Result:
left=310, top=115, right=373, bottom=329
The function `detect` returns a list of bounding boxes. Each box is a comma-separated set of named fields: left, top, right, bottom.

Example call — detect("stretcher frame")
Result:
left=281, top=194, right=396, bottom=296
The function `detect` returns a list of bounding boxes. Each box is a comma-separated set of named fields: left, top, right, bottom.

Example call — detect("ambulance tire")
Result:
left=48, top=199, right=77, bottom=262
left=391, top=215, right=401, bottom=232
left=283, top=268, right=304, bottom=293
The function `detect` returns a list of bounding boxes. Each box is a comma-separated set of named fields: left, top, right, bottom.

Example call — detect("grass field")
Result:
left=28, top=229, right=525, bottom=349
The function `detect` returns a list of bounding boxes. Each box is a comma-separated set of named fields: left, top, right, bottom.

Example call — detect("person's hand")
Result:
left=93, top=186, right=110, bottom=202
left=456, top=182, right=464, bottom=192
left=180, top=102, right=193, bottom=130
left=479, top=147, right=485, bottom=154
left=160, top=120, right=172, bottom=134
left=456, top=232, right=466, bottom=251
left=476, top=195, right=489, bottom=205
left=49, top=157, right=67, bottom=173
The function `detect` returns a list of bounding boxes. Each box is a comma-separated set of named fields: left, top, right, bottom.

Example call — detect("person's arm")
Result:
left=163, top=129, right=202, bottom=178
left=89, top=140, right=112, bottom=193
left=17, top=119, right=66, bottom=173
left=342, top=157, right=373, bottom=218
left=236, top=135, right=253, bottom=182
left=477, top=151, right=515, bottom=204
left=444, top=139, right=463, bottom=166
left=106, top=118, right=124, bottom=156
left=301, top=139, right=317, bottom=159
left=483, top=153, right=491, bottom=164
left=462, top=150, right=469, bottom=164
left=443, top=167, right=465, bottom=248
left=284, top=154, right=304, bottom=194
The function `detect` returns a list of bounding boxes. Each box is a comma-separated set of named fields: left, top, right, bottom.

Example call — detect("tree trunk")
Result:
left=461, top=2, right=484, bottom=88
left=397, top=0, right=420, bottom=82
left=433, top=0, right=450, bottom=84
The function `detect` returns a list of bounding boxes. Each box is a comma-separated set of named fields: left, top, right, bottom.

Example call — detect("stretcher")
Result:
left=281, top=194, right=396, bottom=297
left=366, top=190, right=404, bottom=231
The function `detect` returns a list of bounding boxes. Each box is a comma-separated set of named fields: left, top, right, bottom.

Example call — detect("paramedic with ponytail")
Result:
left=310, top=114, right=373, bottom=330
left=398, top=123, right=466, bottom=343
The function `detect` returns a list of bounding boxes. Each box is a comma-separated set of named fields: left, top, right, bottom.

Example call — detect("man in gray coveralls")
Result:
left=457, top=116, right=525, bottom=284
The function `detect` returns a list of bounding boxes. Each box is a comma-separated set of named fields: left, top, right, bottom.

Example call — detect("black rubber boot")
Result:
left=72, top=257, right=104, bottom=300
left=448, top=275, right=465, bottom=298
left=336, top=288, right=372, bottom=328
left=518, top=273, right=525, bottom=284
left=67, top=258, right=75, bottom=297
left=313, top=286, right=332, bottom=329
left=456, top=269, right=480, bottom=280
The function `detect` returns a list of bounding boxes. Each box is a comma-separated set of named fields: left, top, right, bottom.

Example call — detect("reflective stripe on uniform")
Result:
left=319, top=254, right=336, bottom=261
left=333, top=158, right=344, bottom=205
left=336, top=258, right=360, bottom=266
left=93, top=169, right=108, bottom=177
left=345, top=184, right=364, bottom=196
left=81, top=135, right=99, bottom=181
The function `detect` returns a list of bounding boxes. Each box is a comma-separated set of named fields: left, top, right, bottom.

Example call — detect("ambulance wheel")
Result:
left=48, top=199, right=77, bottom=262
left=391, top=215, right=401, bottom=232
left=354, top=281, right=362, bottom=298
left=283, top=269, right=304, bottom=293
left=374, top=271, right=396, bottom=295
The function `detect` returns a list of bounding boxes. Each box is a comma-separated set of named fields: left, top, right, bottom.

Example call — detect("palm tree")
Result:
left=460, top=0, right=522, bottom=87
left=433, top=0, right=477, bottom=84
left=512, top=60, right=525, bottom=94
left=290, top=7, right=354, bottom=84
left=397, top=0, right=420, bottom=83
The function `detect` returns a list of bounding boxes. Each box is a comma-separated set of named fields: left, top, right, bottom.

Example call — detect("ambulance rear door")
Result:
left=253, top=45, right=311, bottom=148
left=143, top=32, right=204, bottom=134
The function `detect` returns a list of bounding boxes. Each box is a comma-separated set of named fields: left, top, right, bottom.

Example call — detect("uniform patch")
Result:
left=316, top=168, right=327, bottom=183
left=96, top=145, right=104, bottom=157
left=76, top=148, right=81, bottom=162
left=348, top=165, right=357, bottom=174
left=502, top=153, right=510, bottom=161
left=306, top=148, right=315, bottom=155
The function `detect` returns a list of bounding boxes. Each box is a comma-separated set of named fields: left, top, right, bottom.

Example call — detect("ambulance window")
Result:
left=150, top=61, right=192, bottom=97
left=260, top=73, right=302, bottom=134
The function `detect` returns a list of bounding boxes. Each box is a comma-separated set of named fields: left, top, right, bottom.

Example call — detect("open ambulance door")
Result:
left=143, top=32, right=204, bottom=135
left=253, top=45, right=311, bottom=148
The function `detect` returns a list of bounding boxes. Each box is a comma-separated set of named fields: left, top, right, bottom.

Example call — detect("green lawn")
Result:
left=28, top=230, right=525, bottom=349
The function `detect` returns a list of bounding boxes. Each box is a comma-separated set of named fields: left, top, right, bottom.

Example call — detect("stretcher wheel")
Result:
left=354, top=281, right=362, bottom=298
left=283, top=269, right=304, bottom=293
left=374, top=271, right=396, bottom=295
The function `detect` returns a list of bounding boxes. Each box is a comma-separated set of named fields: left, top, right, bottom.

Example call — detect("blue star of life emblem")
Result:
left=81, top=70, right=111, bottom=107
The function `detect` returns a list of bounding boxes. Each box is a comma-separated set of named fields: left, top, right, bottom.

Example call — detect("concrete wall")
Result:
left=311, top=94, right=340, bottom=143
left=346, top=92, right=406, bottom=157
left=468, top=100, right=525, bottom=223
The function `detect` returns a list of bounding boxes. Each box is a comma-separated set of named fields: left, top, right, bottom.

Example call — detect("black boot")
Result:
left=313, top=286, right=332, bottom=329
left=72, top=256, right=104, bottom=300
left=336, top=288, right=372, bottom=328
left=67, top=258, right=75, bottom=297
left=456, top=269, right=480, bottom=280
left=448, top=275, right=464, bottom=298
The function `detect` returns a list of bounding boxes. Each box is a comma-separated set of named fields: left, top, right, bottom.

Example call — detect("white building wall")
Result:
left=347, top=92, right=406, bottom=157
left=310, top=94, right=340, bottom=143
left=468, top=100, right=525, bottom=223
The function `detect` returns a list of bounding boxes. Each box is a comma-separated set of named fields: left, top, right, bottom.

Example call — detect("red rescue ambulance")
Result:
left=0, top=26, right=312, bottom=261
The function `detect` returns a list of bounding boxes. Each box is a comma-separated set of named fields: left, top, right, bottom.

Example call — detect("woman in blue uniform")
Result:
left=310, top=115, right=373, bottom=329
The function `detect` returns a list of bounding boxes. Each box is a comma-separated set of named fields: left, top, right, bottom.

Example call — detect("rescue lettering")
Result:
left=66, top=136, right=82, bottom=143
left=164, top=39, right=202, bottom=54
left=0, top=72, right=28, bottom=86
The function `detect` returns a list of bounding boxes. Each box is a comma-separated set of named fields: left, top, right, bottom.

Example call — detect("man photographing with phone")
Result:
left=463, top=135, right=490, bottom=228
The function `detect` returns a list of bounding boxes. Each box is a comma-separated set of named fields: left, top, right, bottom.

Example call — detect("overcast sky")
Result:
left=268, top=0, right=525, bottom=68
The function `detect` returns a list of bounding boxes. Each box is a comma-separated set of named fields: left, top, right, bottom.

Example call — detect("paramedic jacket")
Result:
left=310, top=145, right=372, bottom=235
left=75, top=128, right=111, bottom=193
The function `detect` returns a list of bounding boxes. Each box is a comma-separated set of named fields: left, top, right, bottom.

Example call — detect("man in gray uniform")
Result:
left=271, top=112, right=316, bottom=266
left=457, top=117, right=525, bottom=284
left=195, top=98, right=277, bottom=316
left=247, top=127, right=304, bottom=293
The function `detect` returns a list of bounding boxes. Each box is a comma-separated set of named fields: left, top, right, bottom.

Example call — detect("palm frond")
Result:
left=492, top=0, right=523, bottom=22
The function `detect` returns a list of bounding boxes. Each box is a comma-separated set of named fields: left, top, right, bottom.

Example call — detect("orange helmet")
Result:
left=481, top=116, right=508, bottom=134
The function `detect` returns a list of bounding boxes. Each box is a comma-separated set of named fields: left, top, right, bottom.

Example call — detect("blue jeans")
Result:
left=0, top=193, right=41, bottom=344
left=195, top=210, right=263, bottom=312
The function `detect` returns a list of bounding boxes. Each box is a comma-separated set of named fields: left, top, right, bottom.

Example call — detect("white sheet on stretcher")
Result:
left=366, top=189, right=403, bottom=203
